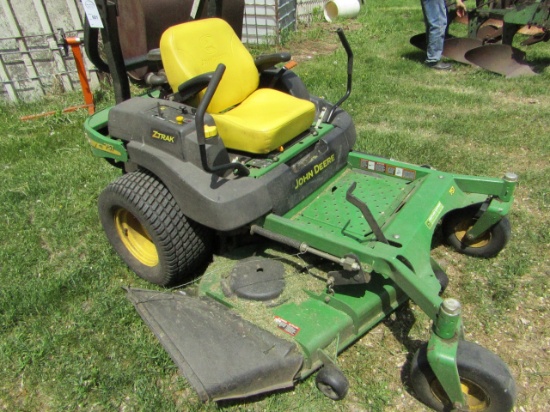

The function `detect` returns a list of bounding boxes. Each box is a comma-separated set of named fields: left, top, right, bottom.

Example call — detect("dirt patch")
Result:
left=285, top=21, right=363, bottom=63
left=291, top=40, right=340, bottom=63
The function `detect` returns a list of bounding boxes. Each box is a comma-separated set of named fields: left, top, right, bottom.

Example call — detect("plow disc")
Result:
left=465, top=44, right=537, bottom=77
left=443, top=38, right=483, bottom=64
left=410, top=34, right=482, bottom=65
left=410, top=33, right=537, bottom=76
left=409, top=32, right=428, bottom=51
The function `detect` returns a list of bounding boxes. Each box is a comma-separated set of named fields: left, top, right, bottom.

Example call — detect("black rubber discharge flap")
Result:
left=125, top=288, right=304, bottom=401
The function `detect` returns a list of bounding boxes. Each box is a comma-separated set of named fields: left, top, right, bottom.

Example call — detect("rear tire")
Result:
left=98, top=170, right=213, bottom=286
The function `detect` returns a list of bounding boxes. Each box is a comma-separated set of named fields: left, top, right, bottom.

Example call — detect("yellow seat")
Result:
left=160, top=18, right=316, bottom=154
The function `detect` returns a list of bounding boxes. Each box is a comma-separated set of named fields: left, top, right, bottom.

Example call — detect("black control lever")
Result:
left=195, top=64, right=250, bottom=177
left=346, top=182, right=389, bottom=244
left=327, top=28, right=353, bottom=123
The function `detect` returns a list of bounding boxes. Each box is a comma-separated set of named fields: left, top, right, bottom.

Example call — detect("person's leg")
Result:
left=421, top=0, right=448, bottom=64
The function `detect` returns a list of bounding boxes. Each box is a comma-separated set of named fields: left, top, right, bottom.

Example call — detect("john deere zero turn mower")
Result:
left=84, top=1, right=518, bottom=410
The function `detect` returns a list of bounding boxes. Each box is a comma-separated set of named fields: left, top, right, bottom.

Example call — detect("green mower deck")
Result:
left=122, top=153, right=517, bottom=404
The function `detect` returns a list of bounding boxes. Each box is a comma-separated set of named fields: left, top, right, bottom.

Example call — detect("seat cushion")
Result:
left=160, top=18, right=259, bottom=113
left=212, top=89, right=316, bottom=154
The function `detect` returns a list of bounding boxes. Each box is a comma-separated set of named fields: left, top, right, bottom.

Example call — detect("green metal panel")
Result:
left=262, top=152, right=515, bottom=320
left=262, top=214, right=443, bottom=320
left=84, top=106, right=128, bottom=162
left=273, top=299, right=354, bottom=362
left=247, top=124, right=335, bottom=178
left=427, top=299, right=465, bottom=406
left=504, top=3, right=547, bottom=26
left=291, top=168, right=419, bottom=241
left=323, top=276, right=407, bottom=340
left=453, top=175, right=516, bottom=202
left=197, top=254, right=409, bottom=375
left=270, top=272, right=408, bottom=373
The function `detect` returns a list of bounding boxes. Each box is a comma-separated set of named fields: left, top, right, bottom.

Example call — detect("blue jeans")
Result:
left=421, top=0, right=448, bottom=63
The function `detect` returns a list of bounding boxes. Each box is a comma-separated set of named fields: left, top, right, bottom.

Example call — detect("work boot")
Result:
left=426, top=61, right=452, bottom=70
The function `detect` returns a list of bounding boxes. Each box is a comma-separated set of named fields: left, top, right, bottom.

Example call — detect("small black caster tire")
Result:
left=431, top=260, right=449, bottom=294
left=443, top=206, right=511, bottom=258
left=315, top=365, right=349, bottom=401
left=410, top=341, right=516, bottom=412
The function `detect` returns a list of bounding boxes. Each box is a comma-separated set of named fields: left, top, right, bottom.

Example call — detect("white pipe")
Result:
left=324, top=0, right=361, bottom=22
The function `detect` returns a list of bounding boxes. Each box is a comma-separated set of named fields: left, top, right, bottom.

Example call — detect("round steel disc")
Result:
left=229, top=257, right=285, bottom=301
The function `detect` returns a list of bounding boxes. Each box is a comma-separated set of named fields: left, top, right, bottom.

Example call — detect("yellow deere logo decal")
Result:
left=426, top=201, right=444, bottom=229
left=294, top=154, right=336, bottom=190
left=151, top=130, right=176, bottom=143
left=88, top=138, right=121, bottom=156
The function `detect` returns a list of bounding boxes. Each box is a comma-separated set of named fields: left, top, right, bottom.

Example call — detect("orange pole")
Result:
left=19, top=35, right=96, bottom=121
left=66, top=37, right=95, bottom=115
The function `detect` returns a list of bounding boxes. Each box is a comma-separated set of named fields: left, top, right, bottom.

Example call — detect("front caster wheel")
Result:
left=410, top=341, right=516, bottom=412
left=431, top=259, right=449, bottom=294
left=315, top=365, right=349, bottom=400
left=98, top=170, right=213, bottom=286
left=442, top=206, right=511, bottom=258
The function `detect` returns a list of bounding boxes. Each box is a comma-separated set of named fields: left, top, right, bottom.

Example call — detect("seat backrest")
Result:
left=160, top=18, right=259, bottom=113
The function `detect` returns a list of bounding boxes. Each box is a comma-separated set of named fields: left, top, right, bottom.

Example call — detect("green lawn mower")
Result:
left=84, top=1, right=518, bottom=410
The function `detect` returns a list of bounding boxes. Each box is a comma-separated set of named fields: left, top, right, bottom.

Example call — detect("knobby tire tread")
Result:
left=100, top=170, right=212, bottom=285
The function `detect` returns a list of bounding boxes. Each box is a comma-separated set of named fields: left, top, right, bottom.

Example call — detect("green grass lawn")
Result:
left=1, top=2, right=549, bottom=411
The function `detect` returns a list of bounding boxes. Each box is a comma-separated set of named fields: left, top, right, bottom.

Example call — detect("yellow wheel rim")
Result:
left=431, top=378, right=490, bottom=411
left=114, top=209, right=159, bottom=267
left=460, top=380, right=490, bottom=411
left=454, top=220, right=491, bottom=248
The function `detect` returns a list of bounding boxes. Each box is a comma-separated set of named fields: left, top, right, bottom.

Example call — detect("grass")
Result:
left=1, top=1, right=549, bottom=411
